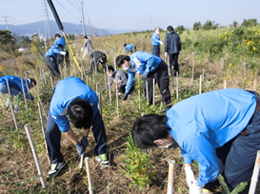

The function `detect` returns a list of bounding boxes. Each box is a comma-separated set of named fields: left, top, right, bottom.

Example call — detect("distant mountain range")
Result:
left=0, top=20, right=128, bottom=37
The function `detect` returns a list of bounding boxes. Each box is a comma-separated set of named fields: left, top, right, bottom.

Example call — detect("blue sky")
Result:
left=0, top=0, right=259, bottom=31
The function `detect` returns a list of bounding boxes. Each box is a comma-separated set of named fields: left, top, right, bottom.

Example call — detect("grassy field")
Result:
left=0, top=26, right=260, bottom=193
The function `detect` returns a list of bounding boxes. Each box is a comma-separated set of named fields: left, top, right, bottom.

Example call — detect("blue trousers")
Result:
left=46, top=110, right=107, bottom=164
left=44, top=56, right=60, bottom=78
left=152, top=46, right=160, bottom=57
left=205, top=110, right=260, bottom=193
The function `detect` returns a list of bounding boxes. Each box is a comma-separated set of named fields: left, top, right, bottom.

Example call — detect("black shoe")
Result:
left=47, top=161, right=67, bottom=178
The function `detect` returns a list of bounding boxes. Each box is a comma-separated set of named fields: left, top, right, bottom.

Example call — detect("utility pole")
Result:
left=3, top=16, right=9, bottom=30
left=88, top=18, right=94, bottom=36
left=43, top=0, right=51, bottom=47
left=81, top=0, right=86, bottom=35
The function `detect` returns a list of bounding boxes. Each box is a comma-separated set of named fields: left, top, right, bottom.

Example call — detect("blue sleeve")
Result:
left=125, top=71, right=135, bottom=94
left=180, top=147, right=192, bottom=164
left=144, top=55, right=156, bottom=73
left=51, top=46, right=61, bottom=54
left=52, top=114, right=71, bottom=132
left=183, top=135, right=220, bottom=186
left=152, top=34, right=160, bottom=45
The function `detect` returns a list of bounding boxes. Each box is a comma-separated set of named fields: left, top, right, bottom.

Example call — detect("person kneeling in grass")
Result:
left=46, top=76, right=109, bottom=178
left=116, top=51, right=171, bottom=107
left=102, top=65, right=134, bottom=95
left=131, top=88, right=260, bottom=194
left=0, top=75, right=36, bottom=112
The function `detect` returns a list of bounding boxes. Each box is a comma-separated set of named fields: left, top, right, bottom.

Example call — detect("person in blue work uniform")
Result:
left=0, top=75, right=36, bottom=112
left=131, top=88, right=260, bottom=194
left=45, top=37, right=66, bottom=78
left=46, top=76, right=108, bottom=178
left=123, top=44, right=136, bottom=54
left=116, top=51, right=171, bottom=106
left=54, top=34, right=66, bottom=48
left=151, top=27, right=164, bottom=57
left=164, top=25, right=181, bottom=75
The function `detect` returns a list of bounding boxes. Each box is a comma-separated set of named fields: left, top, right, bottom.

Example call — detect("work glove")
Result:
left=185, top=166, right=196, bottom=188
left=80, top=135, right=88, bottom=149
left=141, top=72, right=149, bottom=80
left=164, top=52, right=168, bottom=58
left=81, top=48, right=83, bottom=52
left=179, top=51, right=181, bottom=54
left=123, top=92, right=129, bottom=101
left=60, top=51, right=66, bottom=56
left=160, top=40, right=164, bottom=45
left=189, top=183, right=202, bottom=194
left=76, top=142, right=85, bottom=156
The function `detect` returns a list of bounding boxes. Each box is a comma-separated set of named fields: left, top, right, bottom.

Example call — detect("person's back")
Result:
left=50, top=76, right=98, bottom=119
left=166, top=88, right=255, bottom=148
left=165, top=31, right=181, bottom=54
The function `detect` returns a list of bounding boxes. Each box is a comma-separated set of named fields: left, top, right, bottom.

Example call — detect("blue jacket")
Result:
left=125, top=51, right=161, bottom=94
left=0, top=75, right=34, bottom=100
left=166, top=88, right=256, bottom=186
left=165, top=31, right=181, bottom=54
left=45, top=45, right=62, bottom=61
left=49, top=76, right=98, bottom=132
left=151, top=32, right=161, bottom=46
left=125, top=44, right=134, bottom=52
left=54, top=38, right=66, bottom=49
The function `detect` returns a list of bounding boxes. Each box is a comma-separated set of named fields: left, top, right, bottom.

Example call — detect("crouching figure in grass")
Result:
left=46, top=76, right=109, bottom=178
left=131, top=88, right=260, bottom=194
left=116, top=51, right=171, bottom=107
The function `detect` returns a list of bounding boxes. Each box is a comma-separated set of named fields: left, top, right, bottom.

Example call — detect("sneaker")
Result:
left=47, top=161, right=67, bottom=178
left=96, top=153, right=109, bottom=166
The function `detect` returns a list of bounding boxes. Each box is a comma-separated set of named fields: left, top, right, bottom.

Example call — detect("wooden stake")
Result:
left=191, top=52, right=196, bottom=89
left=6, top=79, right=18, bottom=130
left=176, top=72, right=179, bottom=101
left=152, top=78, right=155, bottom=106
left=199, top=75, right=202, bottom=94
left=115, top=78, right=119, bottom=117
left=248, top=150, right=260, bottom=194
left=146, top=80, right=148, bottom=102
left=50, top=76, right=54, bottom=91
left=84, top=157, right=93, bottom=194
left=99, top=92, right=102, bottom=117
left=107, top=66, right=112, bottom=104
left=253, top=78, right=257, bottom=91
left=167, top=160, right=175, bottom=194
left=37, top=101, right=50, bottom=165
left=79, top=154, right=84, bottom=170
left=21, top=79, right=28, bottom=111
left=24, top=124, right=46, bottom=188
left=224, top=80, right=227, bottom=89
left=138, top=89, right=141, bottom=110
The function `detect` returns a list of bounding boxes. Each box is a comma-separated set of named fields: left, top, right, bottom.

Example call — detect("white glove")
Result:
left=185, top=166, right=196, bottom=188
left=179, top=51, right=181, bottom=54
left=60, top=51, right=66, bottom=56
left=81, top=48, right=83, bottom=52
left=189, top=183, right=202, bottom=194
left=164, top=52, right=168, bottom=58
left=160, top=40, right=164, bottom=45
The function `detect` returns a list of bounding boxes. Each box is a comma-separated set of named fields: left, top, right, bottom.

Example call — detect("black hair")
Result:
left=107, top=65, right=115, bottom=72
left=154, top=27, right=159, bottom=31
left=124, top=44, right=127, bottom=47
left=55, top=34, right=61, bottom=38
left=29, top=78, right=37, bottom=87
left=131, top=114, right=171, bottom=149
left=167, top=25, right=174, bottom=32
left=99, top=54, right=107, bottom=64
left=68, top=98, right=93, bottom=129
left=83, top=35, right=88, bottom=39
left=115, top=55, right=130, bottom=68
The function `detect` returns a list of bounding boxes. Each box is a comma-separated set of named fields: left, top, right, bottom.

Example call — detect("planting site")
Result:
left=1, top=3, right=260, bottom=193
